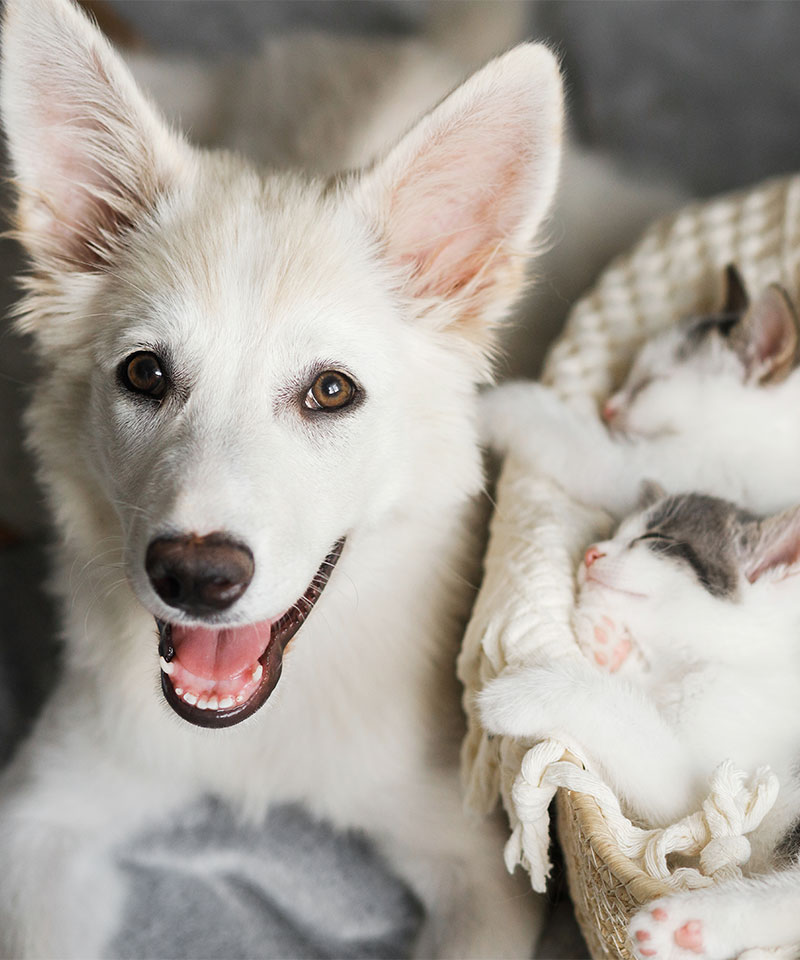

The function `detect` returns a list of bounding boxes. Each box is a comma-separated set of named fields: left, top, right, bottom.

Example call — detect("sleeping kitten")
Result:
left=480, top=488, right=800, bottom=959
left=483, top=266, right=800, bottom=517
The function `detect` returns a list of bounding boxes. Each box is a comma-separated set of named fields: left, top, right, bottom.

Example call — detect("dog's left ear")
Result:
left=355, top=43, right=563, bottom=354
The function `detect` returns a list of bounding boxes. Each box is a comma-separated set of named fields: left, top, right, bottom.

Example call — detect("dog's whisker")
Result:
left=337, top=570, right=360, bottom=612
left=69, top=549, right=126, bottom=591
left=98, top=577, right=129, bottom=604
left=108, top=497, right=159, bottom=524
left=68, top=538, right=126, bottom=595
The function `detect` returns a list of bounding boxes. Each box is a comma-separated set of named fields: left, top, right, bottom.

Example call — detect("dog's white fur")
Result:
left=0, top=0, right=564, bottom=956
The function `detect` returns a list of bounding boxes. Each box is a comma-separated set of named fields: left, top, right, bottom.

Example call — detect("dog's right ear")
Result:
left=1, top=0, right=188, bottom=273
left=354, top=43, right=563, bottom=360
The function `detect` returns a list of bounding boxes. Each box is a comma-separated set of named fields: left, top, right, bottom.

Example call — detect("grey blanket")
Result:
left=114, top=801, right=422, bottom=959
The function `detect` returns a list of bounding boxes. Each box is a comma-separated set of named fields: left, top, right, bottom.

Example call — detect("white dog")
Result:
left=0, top=0, right=564, bottom=956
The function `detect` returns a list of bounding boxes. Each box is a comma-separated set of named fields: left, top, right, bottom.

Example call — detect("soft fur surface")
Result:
left=0, top=0, right=567, bottom=956
left=480, top=266, right=800, bottom=956
left=484, top=270, right=800, bottom=518
left=482, top=490, right=800, bottom=959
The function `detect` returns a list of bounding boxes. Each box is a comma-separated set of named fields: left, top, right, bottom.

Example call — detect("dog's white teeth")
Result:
left=178, top=685, right=249, bottom=710
left=159, top=657, right=175, bottom=676
left=252, top=663, right=263, bottom=682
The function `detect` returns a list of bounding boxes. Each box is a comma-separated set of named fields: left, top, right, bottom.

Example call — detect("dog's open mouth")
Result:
left=156, top=538, right=344, bottom=728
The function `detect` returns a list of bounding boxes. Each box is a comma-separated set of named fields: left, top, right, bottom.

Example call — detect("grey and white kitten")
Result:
left=481, top=488, right=800, bottom=959
left=484, top=266, right=800, bottom=517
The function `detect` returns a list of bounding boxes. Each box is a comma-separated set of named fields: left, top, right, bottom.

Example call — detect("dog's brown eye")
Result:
left=304, top=371, right=356, bottom=411
left=120, top=352, right=166, bottom=399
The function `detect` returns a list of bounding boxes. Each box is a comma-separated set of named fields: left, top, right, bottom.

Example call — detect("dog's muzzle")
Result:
left=156, top=538, right=345, bottom=728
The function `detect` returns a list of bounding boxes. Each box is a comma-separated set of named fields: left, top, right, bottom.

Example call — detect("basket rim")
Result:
left=558, top=752, right=674, bottom=904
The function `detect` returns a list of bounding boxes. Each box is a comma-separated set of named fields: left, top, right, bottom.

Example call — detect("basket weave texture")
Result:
left=458, top=171, right=800, bottom=955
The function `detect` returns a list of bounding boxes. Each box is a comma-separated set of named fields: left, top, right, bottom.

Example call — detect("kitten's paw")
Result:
left=478, top=381, right=582, bottom=456
left=478, top=671, right=541, bottom=740
left=478, top=667, right=571, bottom=741
left=575, top=613, right=641, bottom=675
left=629, top=898, right=729, bottom=960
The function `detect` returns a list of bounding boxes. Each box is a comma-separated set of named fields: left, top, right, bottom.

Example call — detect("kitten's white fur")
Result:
left=483, top=277, right=800, bottom=517
left=0, top=0, right=566, bottom=956
left=482, top=492, right=800, bottom=959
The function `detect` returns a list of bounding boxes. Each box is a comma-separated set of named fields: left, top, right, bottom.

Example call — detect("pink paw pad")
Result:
left=651, top=908, right=668, bottom=922
left=609, top=634, right=632, bottom=672
left=635, top=930, right=656, bottom=956
left=674, top=920, right=704, bottom=954
left=583, top=616, right=636, bottom=674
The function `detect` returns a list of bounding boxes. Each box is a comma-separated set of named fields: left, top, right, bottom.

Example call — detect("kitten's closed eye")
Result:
left=632, top=532, right=674, bottom=545
left=634, top=530, right=725, bottom=596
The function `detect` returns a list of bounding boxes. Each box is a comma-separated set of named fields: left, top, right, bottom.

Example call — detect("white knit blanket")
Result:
left=459, top=172, right=800, bottom=897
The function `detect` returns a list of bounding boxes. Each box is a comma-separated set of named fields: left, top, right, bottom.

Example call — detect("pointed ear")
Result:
left=721, top=264, right=749, bottom=315
left=354, top=43, right=563, bottom=351
left=741, top=505, right=800, bottom=583
left=638, top=479, right=666, bottom=510
left=1, top=0, right=189, bottom=271
left=729, top=284, right=799, bottom=384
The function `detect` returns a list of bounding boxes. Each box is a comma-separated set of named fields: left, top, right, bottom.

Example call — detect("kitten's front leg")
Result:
left=479, top=663, right=697, bottom=825
left=629, top=868, right=800, bottom=959
left=480, top=381, right=639, bottom=516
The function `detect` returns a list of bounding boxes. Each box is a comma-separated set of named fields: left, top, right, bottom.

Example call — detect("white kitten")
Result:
left=482, top=488, right=800, bottom=959
left=484, top=266, right=800, bottom=517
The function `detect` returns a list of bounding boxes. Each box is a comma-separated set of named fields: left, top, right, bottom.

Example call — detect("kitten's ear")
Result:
left=354, top=44, right=563, bottom=357
left=638, top=480, right=666, bottom=509
left=721, top=264, right=749, bottom=316
left=1, top=0, right=189, bottom=271
left=729, top=285, right=799, bottom=384
left=741, top=505, right=800, bottom=583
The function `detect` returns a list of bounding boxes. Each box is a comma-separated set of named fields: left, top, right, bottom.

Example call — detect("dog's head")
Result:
left=2, top=0, right=563, bottom=728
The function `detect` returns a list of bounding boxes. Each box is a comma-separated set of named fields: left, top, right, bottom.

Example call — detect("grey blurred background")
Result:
left=107, top=0, right=800, bottom=195
left=2, top=2, right=800, bottom=957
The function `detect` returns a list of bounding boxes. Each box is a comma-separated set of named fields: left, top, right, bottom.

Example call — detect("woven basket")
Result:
left=555, top=788, right=672, bottom=958
left=459, top=171, right=800, bottom=956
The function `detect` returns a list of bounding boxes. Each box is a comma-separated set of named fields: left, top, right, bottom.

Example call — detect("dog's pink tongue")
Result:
left=171, top=621, right=272, bottom=681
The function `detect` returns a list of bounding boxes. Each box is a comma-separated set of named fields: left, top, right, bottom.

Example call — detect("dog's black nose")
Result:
left=145, top=533, right=255, bottom=616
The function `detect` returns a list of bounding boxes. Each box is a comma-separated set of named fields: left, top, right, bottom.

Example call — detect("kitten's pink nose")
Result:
left=584, top=546, right=605, bottom=568
left=602, top=399, right=618, bottom=423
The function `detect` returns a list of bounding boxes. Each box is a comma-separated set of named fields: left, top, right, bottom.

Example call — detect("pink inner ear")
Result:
left=4, top=8, right=176, bottom=271
left=22, top=80, right=143, bottom=266
left=746, top=509, right=800, bottom=583
left=385, top=127, right=534, bottom=299
left=747, top=540, right=800, bottom=582
left=744, top=286, right=798, bottom=378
